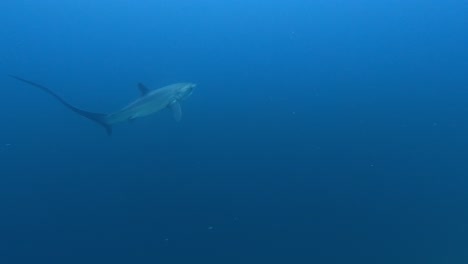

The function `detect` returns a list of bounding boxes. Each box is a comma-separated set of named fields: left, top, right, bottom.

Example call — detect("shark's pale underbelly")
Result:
left=105, top=101, right=169, bottom=124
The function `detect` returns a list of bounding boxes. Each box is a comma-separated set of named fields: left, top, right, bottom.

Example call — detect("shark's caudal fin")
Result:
left=9, top=75, right=113, bottom=136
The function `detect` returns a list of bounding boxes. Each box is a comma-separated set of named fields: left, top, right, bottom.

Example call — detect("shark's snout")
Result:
left=182, top=83, right=196, bottom=99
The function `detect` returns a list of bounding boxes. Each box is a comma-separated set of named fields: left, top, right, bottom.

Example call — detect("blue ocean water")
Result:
left=0, top=0, right=467, bottom=263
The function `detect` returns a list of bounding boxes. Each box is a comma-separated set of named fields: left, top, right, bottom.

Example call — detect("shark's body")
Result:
left=10, top=75, right=195, bottom=135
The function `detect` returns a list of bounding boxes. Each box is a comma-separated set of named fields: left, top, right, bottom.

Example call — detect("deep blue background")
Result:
left=0, top=0, right=467, bottom=263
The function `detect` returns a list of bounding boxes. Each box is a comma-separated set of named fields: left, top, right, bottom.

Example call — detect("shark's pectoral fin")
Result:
left=128, top=116, right=136, bottom=123
left=169, top=101, right=182, bottom=122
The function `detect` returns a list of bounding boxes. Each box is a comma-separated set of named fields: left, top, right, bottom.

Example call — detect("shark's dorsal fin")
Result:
left=138, top=83, right=150, bottom=96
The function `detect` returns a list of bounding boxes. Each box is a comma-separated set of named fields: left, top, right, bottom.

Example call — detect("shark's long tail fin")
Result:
left=9, top=75, right=112, bottom=136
